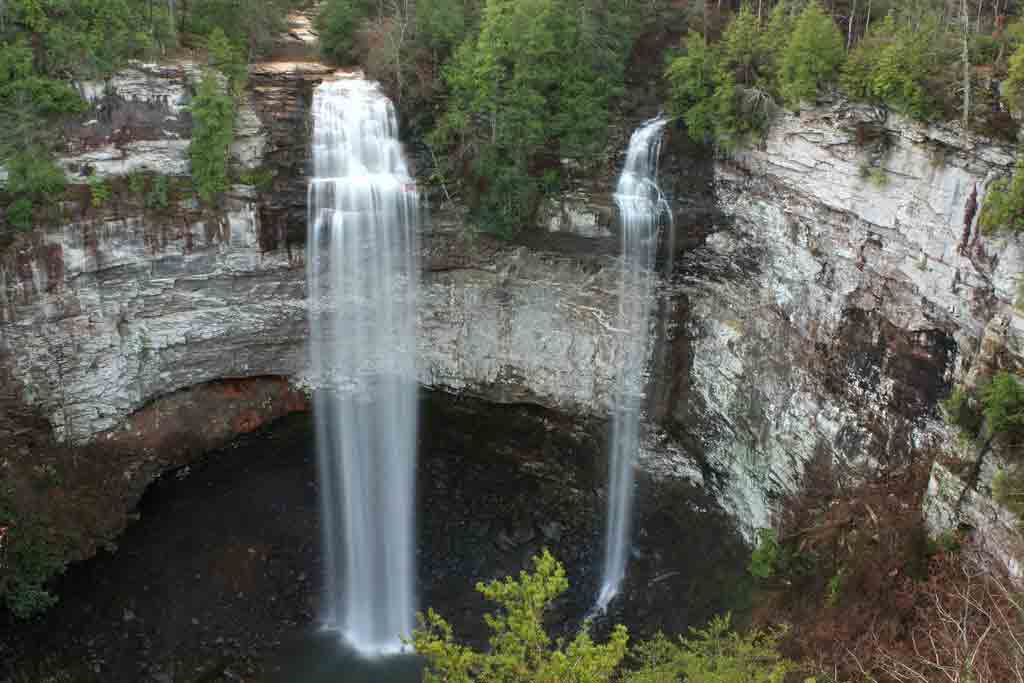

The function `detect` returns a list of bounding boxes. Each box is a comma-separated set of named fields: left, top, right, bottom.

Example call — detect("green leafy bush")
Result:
left=665, top=28, right=769, bottom=154
left=146, top=175, right=171, bottom=209
left=859, top=164, right=888, bottom=188
left=127, top=170, right=147, bottom=195
left=0, top=491, right=66, bottom=620
left=6, top=152, right=66, bottom=200
left=236, top=167, right=275, bottom=191
left=5, top=198, right=34, bottom=231
left=747, top=527, right=815, bottom=583
left=667, top=1, right=842, bottom=152
left=624, top=614, right=792, bottom=683
left=825, top=567, right=847, bottom=607
left=87, top=175, right=111, bottom=207
left=979, top=164, right=1024, bottom=234
left=981, top=372, right=1024, bottom=437
left=748, top=528, right=782, bottom=580
left=188, top=71, right=235, bottom=203
left=993, top=466, right=1024, bottom=525
left=1006, top=44, right=1024, bottom=116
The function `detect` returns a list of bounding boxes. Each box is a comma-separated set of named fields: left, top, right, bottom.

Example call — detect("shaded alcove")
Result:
left=3, top=390, right=750, bottom=682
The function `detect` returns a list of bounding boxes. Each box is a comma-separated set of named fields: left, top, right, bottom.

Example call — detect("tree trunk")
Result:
left=962, top=0, right=972, bottom=140
left=848, top=0, right=857, bottom=50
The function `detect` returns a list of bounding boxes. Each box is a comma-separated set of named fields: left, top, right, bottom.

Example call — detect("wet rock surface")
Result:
left=0, top=392, right=748, bottom=682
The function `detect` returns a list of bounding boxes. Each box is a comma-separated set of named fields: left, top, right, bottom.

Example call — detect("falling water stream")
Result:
left=597, top=117, right=671, bottom=612
left=306, top=75, right=420, bottom=655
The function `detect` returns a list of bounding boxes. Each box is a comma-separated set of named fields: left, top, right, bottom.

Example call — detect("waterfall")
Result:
left=597, top=117, right=671, bottom=611
left=306, top=75, right=420, bottom=655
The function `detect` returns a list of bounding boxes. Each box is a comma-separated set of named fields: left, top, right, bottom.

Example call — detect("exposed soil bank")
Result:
left=1, top=391, right=749, bottom=682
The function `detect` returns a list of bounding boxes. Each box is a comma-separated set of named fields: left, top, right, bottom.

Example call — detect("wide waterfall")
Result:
left=597, top=117, right=671, bottom=611
left=306, top=75, right=420, bottom=655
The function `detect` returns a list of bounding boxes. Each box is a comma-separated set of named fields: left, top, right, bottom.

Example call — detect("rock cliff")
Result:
left=2, top=53, right=1023, bottom=572
left=686, top=101, right=1024, bottom=568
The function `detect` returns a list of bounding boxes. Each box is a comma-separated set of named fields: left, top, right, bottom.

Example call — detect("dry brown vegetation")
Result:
left=757, top=451, right=1024, bottom=683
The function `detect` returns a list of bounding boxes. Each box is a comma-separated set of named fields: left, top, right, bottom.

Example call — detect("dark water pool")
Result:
left=2, top=392, right=750, bottom=682
left=264, top=632, right=423, bottom=683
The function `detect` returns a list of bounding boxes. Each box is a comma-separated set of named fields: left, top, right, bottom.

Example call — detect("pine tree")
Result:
left=778, top=1, right=844, bottom=107
left=188, top=71, right=235, bottom=202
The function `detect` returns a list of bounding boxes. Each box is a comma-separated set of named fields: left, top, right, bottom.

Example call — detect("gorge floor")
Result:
left=1, top=392, right=750, bottom=682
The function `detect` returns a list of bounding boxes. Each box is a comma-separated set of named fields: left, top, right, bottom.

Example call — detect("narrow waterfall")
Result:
left=306, top=75, right=420, bottom=655
left=597, top=117, right=671, bottom=611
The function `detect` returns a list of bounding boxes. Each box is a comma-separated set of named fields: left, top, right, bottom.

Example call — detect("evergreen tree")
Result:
left=431, top=0, right=635, bottom=236
left=416, top=0, right=467, bottom=53
left=412, top=552, right=793, bottom=683
left=720, top=4, right=768, bottom=89
left=206, top=27, right=248, bottom=95
left=412, top=551, right=629, bottom=683
left=317, top=0, right=373, bottom=63
left=188, top=71, right=235, bottom=202
left=666, top=31, right=722, bottom=146
left=1006, top=43, right=1024, bottom=115
left=778, top=1, right=844, bottom=107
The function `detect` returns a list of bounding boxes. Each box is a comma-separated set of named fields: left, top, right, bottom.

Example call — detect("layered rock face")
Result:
left=0, top=57, right=646, bottom=562
left=0, top=64, right=637, bottom=448
left=684, top=102, right=1023, bottom=561
left=2, top=51, right=1023, bottom=571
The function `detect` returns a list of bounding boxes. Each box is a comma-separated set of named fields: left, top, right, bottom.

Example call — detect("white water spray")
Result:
left=306, top=75, right=420, bottom=655
left=597, top=117, right=671, bottom=612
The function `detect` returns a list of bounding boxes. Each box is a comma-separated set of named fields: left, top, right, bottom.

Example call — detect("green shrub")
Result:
left=416, top=0, right=467, bottom=54
left=127, top=170, right=147, bottom=195
left=825, top=567, right=847, bottom=607
left=926, top=529, right=964, bottom=556
left=979, top=166, right=1024, bottom=234
left=0, top=492, right=66, bottom=620
left=145, top=175, right=170, bottom=209
left=188, top=71, right=235, bottom=203
left=5, top=151, right=66, bottom=201
left=624, top=614, right=792, bottom=683
left=748, top=527, right=815, bottom=583
left=748, top=528, right=782, bottom=580
left=5, top=198, right=34, bottom=231
left=941, top=385, right=984, bottom=439
left=993, top=466, right=1024, bottom=525
left=1007, top=44, right=1024, bottom=115
left=236, top=167, right=275, bottom=191
left=981, top=372, right=1024, bottom=437
left=87, top=175, right=111, bottom=207
left=861, top=165, right=888, bottom=187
